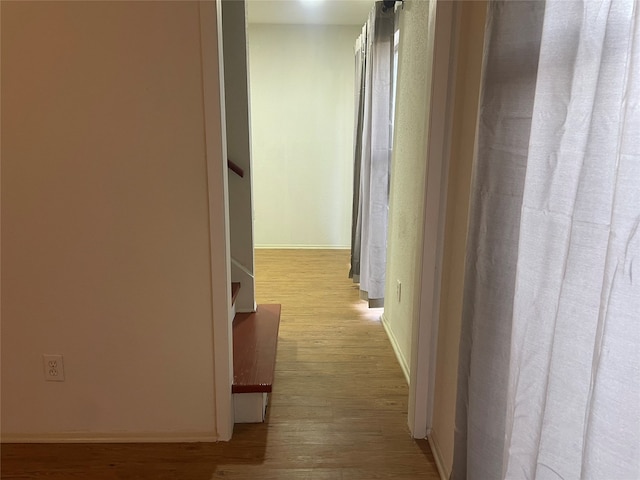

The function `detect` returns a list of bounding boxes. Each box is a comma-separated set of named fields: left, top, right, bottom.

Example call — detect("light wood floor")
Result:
left=1, top=249, right=440, bottom=479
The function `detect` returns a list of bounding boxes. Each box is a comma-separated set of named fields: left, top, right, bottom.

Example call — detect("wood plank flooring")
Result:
left=1, top=249, right=440, bottom=479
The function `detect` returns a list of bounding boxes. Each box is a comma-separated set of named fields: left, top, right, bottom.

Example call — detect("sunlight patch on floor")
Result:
left=352, top=300, right=384, bottom=323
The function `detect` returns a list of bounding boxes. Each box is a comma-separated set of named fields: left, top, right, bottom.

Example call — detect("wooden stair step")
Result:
left=232, top=304, right=281, bottom=394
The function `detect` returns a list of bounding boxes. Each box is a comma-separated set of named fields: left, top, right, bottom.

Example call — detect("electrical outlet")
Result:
left=397, top=280, right=402, bottom=302
left=43, top=354, right=65, bottom=382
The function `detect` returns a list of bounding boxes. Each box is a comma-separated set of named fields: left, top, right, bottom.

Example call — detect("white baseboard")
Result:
left=428, top=430, right=449, bottom=480
left=1, top=431, right=218, bottom=443
left=380, top=313, right=410, bottom=385
left=254, top=244, right=350, bottom=250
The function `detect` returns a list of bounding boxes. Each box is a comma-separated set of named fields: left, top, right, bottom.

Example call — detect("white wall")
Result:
left=248, top=24, right=359, bottom=248
left=382, top=0, right=437, bottom=379
left=1, top=1, right=222, bottom=441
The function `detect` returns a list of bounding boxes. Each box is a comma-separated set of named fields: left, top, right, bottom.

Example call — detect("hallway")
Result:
left=1, top=250, right=439, bottom=479
left=243, top=248, right=440, bottom=478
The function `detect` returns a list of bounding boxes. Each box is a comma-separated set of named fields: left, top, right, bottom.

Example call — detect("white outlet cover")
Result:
left=43, top=354, right=65, bottom=382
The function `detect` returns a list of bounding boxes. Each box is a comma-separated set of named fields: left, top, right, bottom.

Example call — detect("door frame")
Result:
left=408, top=0, right=460, bottom=440
left=200, top=0, right=234, bottom=442
left=207, top=0, right=466, bottom=443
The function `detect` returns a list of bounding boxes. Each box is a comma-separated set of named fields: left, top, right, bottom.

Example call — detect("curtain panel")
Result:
left=350, top=2, right=396, bottom=307
left=453, top=0, right=640, bottom=478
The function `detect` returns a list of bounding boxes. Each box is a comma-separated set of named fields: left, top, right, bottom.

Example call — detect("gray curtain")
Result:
left=350, top=2, right=395, bottom=308
left=350, top=24, right=367, bottom=284
left=452, top=3, right=545, bottom=477
left=453, top=0, right=640, bottom=478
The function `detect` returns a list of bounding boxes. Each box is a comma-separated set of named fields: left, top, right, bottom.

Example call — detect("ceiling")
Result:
left=246, top=0, right=375, bottom=26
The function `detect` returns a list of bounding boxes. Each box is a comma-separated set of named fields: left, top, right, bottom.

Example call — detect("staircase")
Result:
left=231, top=284, right=281, bottom=423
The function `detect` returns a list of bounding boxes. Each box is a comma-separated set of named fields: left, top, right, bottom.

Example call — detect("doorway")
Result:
left=219, top=0, right=450, bottom=444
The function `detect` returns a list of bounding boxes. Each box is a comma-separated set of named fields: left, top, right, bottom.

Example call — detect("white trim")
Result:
left=199, top=0, right=234, bottom=442
left=409, top=0, right=459, bottom=439
left=231, top=257, right=257, bottom=313
left=428, top=431, right=450, bottom=480
left=380, top=313, right=410, bottom=384
left=233, top=393, right=268, bottom=423
left=1, top=432, right=218, bottom=443
left=254, top=244, right=350, bottom=250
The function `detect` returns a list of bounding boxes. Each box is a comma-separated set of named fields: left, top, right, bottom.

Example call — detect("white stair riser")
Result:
left=233, top=393, right=269, bottom=423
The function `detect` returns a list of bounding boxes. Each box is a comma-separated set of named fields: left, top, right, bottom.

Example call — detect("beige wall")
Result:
left=1, top=1, right=222, bottom=440
left=430, top=1, right=487, bottom=474
left=382, top=0, right=437, bottom=378
left=248, top=24, right=358, bottom=248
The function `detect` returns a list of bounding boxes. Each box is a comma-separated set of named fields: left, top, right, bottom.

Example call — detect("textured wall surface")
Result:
left=382, top=0, right=437, bottom=375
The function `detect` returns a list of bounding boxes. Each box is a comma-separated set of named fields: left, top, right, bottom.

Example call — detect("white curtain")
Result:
left=453, top=1, right=640, bottom=478
left=350, top=2, right=395, bottom=308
